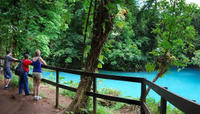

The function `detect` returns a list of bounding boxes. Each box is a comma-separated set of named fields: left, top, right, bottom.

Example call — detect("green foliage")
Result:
left=88, top=87, right=183, bottom=114
left=47, top=0, right=85, bottom=69
left=61, top=80, right=79, bottom=98
left=146, top=97, right=184, bottom=114
left=0, top=0, right=200, bottom=72
left=28, top=78, right=33, bottom=91
left=102, top=0, right=159, bottom=71
left=0, top=0, right=69, bottom=58
left=8, top=73, right=33, bottom=91
left=95, top=104, right=113, bottom=114
left=61, top=89, right=76, bottom=99
left=98, top=87, right=122, bottom=97
left=0, top=75, right=185, bottom=114
left=145, top=62, right=156, bottom=73
left=147, top=0, right=197, bottom=74
left=9, top=74, right=19, bottom=87
left=191, top=50, right=200, bottom=67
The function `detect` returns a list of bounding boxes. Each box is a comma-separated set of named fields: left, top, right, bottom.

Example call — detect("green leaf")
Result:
left=98, top=63, right=103, bottom=69
left=117, top=21, right=124, bottom=29
left=65, top=57, right=72, bottom=63
left=145, top=62, right=156, bottom=73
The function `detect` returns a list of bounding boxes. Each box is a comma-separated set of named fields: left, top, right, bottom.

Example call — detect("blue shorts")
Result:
left=4, top=68, right=12, bottom=79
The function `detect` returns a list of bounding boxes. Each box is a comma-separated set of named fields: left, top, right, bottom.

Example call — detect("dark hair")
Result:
left=24, top=50, right=29, bottom=55
left=6, top=50, right=11, bottom=55
left=24, top=54, right=29, bottom=59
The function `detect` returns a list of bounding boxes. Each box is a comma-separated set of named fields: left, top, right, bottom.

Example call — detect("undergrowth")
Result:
left=0, top=74, right=184, bottom=114
left=60, top=80, right=184, bottom=114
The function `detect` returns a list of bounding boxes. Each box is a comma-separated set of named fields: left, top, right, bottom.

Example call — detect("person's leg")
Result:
left=36, top=79, right=42, bottom=99
left=4, top=79, right=9, bottom=88
left=4, top=69, right=8, bottom=87
left=5, top=68, right=12, bottom=87
left=4, top=78, right=10, bottom=88
left=19, top=77, right=24, bottom=94
left=24, top=72, right=30, bottom=95
left=33, top=78, right=37, bottom=96
left=36, top=79, right=40, bottom=96
left=4, top=78, right=7, bottom=87
left=7, top=79, right=11, bottom=86
left=4, top=72, right=6, bottom=86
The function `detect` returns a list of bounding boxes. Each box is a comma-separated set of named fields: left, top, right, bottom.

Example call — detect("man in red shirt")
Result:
left=19, top=54, right=32, bottom=95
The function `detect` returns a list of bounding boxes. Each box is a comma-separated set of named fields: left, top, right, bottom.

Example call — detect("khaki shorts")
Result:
left=32, top=72, right=42, bottom=80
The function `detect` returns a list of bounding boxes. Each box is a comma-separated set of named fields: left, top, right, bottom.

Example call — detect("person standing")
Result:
left=19, top=54, right=32, bottom=95
left=32, top=49, right=47, bottom=100
left=3, top=51, right=18, bottom=89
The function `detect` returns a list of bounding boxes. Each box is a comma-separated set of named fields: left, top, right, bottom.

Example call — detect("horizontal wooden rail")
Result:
left=0, top=64, right=140, bottom=106
left=41, top=76, right=141, bottom=105
left=0, top=57, right=143, bottom=83
left=143, top=79, right=200, bottom=114
left=87, top=92, right=141, bottom=105
left=42, top=66, right=143, bottom=83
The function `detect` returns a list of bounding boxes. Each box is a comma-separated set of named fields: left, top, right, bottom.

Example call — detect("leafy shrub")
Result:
left=61, top=80, right=79, bottom=98
left=146, top=97, right=184, bottom=114
left=10, top=74, right=19, bottom=87
left=98, top=87, right=122, bottom=107
left=10, top=74, right=33, bottom=91
left=191, top=50, right=200, bottom=67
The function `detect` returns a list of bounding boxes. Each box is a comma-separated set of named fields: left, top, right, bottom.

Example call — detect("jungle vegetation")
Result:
left=0, top=0, right=200, bottom=113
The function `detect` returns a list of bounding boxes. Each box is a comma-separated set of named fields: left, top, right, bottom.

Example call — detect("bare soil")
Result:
left=0, top=79, right=71, bottom=114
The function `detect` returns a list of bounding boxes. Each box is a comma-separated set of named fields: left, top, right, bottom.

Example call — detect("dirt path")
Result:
left=0, top=79, right=71, bottom=114
left=0, top=77, right=140, bottom=114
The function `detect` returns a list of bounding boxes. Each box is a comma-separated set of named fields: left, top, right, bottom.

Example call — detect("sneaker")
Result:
left=4, top=86, right=8, bottom=90
left=25, top=93, right=31, bottom=96
left=37, top=96, right=42, bottom=100
left=34, top=96, right=42, bottom=100
left=34, top=96, right=38, bottom=100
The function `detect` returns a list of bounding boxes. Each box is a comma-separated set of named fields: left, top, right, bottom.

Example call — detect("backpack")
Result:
left=15, top=61, right=25, bottom=76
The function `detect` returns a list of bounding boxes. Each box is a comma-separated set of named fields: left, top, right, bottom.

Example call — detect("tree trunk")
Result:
left=80, top=0, right=93, bottom=68
left=65, top=0, right=114, bottom=113
left=0, top=39, right=4, bottom=57
left=145, top=55, right=168, bottom=97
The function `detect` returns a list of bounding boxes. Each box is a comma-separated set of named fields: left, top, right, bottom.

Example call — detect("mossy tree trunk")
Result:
left=145, top=54, right=168, bottom=97
left=65, top=0, right=114, bottom=113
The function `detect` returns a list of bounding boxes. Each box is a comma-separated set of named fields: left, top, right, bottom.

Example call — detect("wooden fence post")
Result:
left=56, top=70, right=59, bottom=108
left=160, top=87, right=168, bottom=114
left=140, top=81, right=146, bottom=114
left=93, top=76, right=97, bottom=114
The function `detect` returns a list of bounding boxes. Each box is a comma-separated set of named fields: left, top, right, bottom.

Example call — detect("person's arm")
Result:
left=39, top=57, right=47, bottom=65
left=27, top=60, right=32, bottom=65
left=9, top=56, right=17, bottom=61
left=13, top=58, right=18, bottom=61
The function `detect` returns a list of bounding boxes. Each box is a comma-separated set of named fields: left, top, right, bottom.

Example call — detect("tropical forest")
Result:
left=0, top=0, right=200, bottom=114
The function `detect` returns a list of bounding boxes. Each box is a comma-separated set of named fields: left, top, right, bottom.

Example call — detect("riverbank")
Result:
left=0, top=73, right=184, bottom=114
left=0, top=74, right=141, bottom=114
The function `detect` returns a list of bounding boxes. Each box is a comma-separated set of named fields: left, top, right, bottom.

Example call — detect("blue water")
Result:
left=41, top=68, right=200, bottom=103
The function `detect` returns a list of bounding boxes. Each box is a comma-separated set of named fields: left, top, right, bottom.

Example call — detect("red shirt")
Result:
left=23, top=59, right=32, bottom=72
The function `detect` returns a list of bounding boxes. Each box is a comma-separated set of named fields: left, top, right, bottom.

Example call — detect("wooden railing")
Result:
left=0, top=57, right=199, bottom=114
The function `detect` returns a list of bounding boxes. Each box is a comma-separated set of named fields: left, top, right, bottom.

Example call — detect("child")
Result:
left=19, top=54, right=32, bottom=95
left=4, top=51, right=18, bottom=89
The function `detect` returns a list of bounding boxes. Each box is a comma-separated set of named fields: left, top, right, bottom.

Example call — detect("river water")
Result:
left=41, top=68, right=200, bottom=103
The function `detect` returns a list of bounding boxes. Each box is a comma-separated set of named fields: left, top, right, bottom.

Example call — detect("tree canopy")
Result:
left=1, top=0, right=199, bottom=72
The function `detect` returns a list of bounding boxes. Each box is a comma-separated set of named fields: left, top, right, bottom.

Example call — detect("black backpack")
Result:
left=15, top=61, right=25, bottom=76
